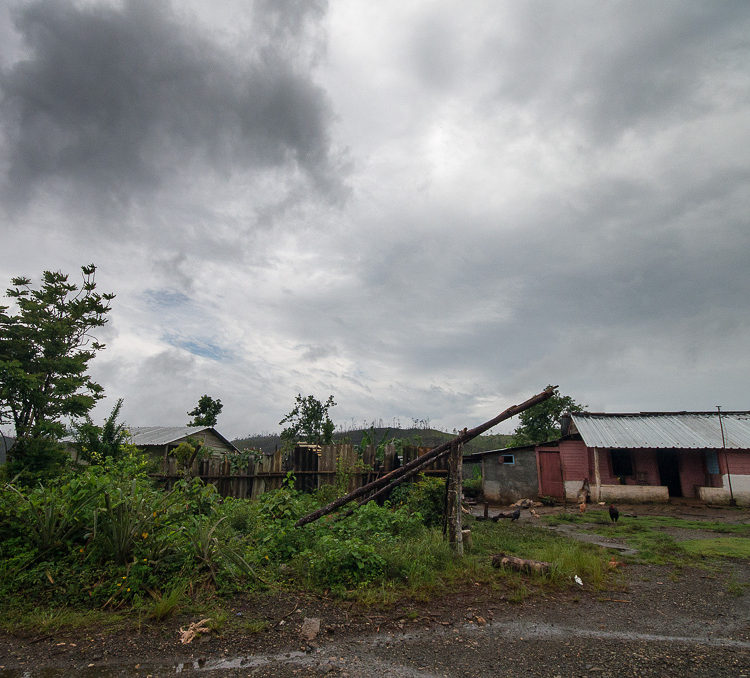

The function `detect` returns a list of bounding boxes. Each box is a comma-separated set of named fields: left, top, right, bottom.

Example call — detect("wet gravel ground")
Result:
left=1, top=560, right=748, bottom=678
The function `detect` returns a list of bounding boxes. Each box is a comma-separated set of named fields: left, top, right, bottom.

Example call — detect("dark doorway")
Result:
left=657, top=452, right=682, bottom=497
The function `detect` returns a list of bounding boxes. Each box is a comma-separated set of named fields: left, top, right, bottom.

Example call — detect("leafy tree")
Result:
left=509, top=385, right=584, bottom=446
left=187, top=394, right=223, bottom=427
left=279, top=394, right=336, bottom=451
left=73, top=397, right=129, bottom=464
left=0, top=265, right=114, bottom=472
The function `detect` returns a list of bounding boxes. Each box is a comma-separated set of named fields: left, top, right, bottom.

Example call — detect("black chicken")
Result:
left=609, top=504, right=619, bottom=523
left=510, top=508, right=521, bottom=521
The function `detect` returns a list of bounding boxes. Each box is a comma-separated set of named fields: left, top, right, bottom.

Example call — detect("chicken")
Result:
left=491, top=508, right=521, bottom=521
left=609, top=504, right=619, bottom=523
left=579, top=502, right=587, bottom=513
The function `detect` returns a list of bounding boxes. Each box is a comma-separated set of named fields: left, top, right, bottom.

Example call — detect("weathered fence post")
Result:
left=446, top=441, right=463, bottom=555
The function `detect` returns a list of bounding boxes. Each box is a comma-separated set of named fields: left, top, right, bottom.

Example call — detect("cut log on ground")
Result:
left=294, top=387, right=556, bottom=528
left=491, top=553, right=551, bottom=574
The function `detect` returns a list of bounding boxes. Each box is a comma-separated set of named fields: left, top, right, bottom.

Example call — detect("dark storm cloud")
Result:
left=0, top=0, right=342, bottom=214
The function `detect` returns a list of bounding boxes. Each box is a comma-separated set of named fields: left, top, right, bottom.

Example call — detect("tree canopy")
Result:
left=279, top=394, right=336, bottom=450
left=187, top=394, right=223, bottom=427
left=0, top=265, right=114, bottom=470
left=509, top=385, right=584, bottom=446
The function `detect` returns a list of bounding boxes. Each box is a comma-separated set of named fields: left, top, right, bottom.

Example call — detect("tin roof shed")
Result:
left=570, top=412, right=750, bottom=450
left=127, top=426, right=239, bottom=452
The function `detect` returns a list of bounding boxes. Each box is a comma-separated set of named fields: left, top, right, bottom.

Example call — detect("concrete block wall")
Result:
left=698, top=474, right=750, bottom=506
left=598, top=484, right=669, bottom=503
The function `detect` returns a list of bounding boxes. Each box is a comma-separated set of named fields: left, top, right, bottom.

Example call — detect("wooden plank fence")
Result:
left=153, top=443, right=448, bottom=499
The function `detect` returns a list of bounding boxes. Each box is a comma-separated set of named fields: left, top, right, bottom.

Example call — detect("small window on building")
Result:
left=705, top=450, right=720, bottom=475
left=500, top=454, right=515, bottom=465
left=610, top=449, right=633, bottom=477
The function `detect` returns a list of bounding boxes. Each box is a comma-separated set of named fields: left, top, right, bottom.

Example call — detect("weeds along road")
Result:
left=2, top=561, right=748, bottom=677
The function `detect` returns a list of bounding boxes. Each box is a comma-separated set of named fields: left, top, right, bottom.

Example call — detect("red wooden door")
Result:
left=538, top=451, right=564, bottom=498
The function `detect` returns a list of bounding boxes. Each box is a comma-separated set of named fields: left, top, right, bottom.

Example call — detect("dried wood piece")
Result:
left=491, top=553, right=550, bottom=574
left=179, top=618, right=211, bottom=644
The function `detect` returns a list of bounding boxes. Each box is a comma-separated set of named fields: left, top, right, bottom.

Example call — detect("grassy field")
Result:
left=544, top=509, right=750, bottom=565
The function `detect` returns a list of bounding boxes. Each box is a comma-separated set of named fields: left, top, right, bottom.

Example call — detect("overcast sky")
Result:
left=1, top=0, right=749, bottom=440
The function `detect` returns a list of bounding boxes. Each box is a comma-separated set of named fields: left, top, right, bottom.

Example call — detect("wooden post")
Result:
left=446, top=441, right=463, bottom=555
left=559, top=447, right=567, bottom=507
left=593, top=447, right=601, bottom=502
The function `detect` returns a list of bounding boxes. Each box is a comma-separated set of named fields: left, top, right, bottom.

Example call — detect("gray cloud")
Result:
left=1, top=0, right=343, bottom=218
left=482, top=2, right=750, bottom=141
left=2, top=1, right=749, bottom=438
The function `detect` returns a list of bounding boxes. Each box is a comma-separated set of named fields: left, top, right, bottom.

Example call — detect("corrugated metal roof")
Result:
left=127, top=426, right=216, bottom=446
left=571, top=412, right=750, bottom=449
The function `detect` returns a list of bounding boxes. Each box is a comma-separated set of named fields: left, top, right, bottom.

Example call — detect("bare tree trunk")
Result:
left=446, top=441, right=463, bottom=554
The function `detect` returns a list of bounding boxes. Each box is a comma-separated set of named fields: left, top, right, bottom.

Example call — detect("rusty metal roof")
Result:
left=570, top=412, right=750, bottom=449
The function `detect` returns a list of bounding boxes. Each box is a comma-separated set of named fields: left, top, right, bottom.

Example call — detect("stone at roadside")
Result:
left=300, top=617, right=321, bottom=643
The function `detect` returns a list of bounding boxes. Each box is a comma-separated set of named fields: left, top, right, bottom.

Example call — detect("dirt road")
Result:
left=1, top=559, right=748, bottom=677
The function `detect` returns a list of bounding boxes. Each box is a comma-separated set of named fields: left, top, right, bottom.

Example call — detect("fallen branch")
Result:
left=295, top=387, right=556, bottom=527
left=491, top=553, right=550, bottom=574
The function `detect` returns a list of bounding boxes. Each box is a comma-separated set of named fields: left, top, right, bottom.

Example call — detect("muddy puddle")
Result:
left=5, top=618, right=749, bottom=677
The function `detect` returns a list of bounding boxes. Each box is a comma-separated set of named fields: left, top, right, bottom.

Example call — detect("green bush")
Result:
left=302, top=535, right=385, bottom=588
left=390, top=475, right=446, bottom=527
left=331, top=501, right=422, bottom=543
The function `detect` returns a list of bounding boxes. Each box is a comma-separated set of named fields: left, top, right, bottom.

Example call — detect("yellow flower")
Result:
left=126, top=588, right=130, bottom=592
left=264, top=555, right=269, bottom=560
left=122, top=576, right=127, bottom=579
left=141, top=532, right=148, bottom=539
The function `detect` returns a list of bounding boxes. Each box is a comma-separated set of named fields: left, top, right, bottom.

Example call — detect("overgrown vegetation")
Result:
left=545, top=510, right=750, bottom=565
left=234, top=429, right=514, bottom=456
left=0, top=459, right=616, bottom=630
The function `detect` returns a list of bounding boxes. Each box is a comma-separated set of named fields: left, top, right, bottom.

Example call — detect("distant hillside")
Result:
left=232, top=428, right=513, bottom=455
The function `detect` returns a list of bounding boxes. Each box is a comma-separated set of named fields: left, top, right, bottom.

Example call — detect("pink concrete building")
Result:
left=536, top=411, right=750, bottom=505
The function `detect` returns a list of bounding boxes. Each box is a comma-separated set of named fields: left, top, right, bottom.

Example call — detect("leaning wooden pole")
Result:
left=295, top=386, right=556, bottom=527
left=337, top=447, right=455, bottom=521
